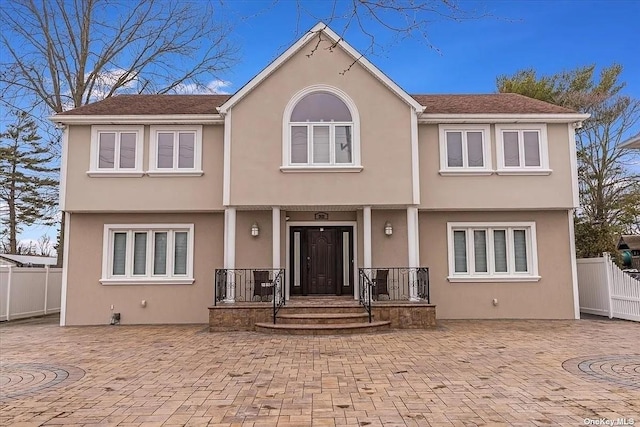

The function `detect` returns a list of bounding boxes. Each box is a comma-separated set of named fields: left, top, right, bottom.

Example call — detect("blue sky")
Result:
left=15, top=0, right=640, bottom=247
left=216, top=0, right=640, bottom=98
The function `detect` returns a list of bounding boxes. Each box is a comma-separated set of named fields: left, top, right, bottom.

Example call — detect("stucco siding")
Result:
left=64, top=212, right=223, bottom=325
left=236, top=210, right=272, bottom=269
left=371, top=210, right=409, bottom=267
left=419, top=123, right=575, bottom=209
left=229, top=35, right=414, bottom=207
left=419, top=210, right=575, bottom=319
left=64, top=125, right=224, bottom=212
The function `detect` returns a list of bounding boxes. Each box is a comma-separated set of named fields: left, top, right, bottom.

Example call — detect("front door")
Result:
left=290, top=226, right=354, bottom=296
left=308, top=228, right=337, bottom=294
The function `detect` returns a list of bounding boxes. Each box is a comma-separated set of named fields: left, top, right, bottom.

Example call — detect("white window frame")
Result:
left=281, top=85, right=362, bottom=173
left=438, top=124, right=492, bottom=175
left=446, top=222, right=540, bottom=282
left=495, top=124, right=551, bottom=175
left=88, top=125, right=144, bottom=177
left=101, top=224, right=195, bottom=285
left=148, top=125, right=203, bottom=176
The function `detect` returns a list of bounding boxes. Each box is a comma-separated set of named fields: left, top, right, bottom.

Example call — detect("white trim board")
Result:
left=51, top=114, right=224, bottom=125
left=419, top=113, right=590, bottom=124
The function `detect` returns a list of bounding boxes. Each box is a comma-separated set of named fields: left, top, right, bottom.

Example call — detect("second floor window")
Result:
left=149, top=126, right=203, bottom=175
left=89, top=126, right=144, bottom=175
left=438, top=125, right=491, bottom=174
left=496, top=124, right=550, bottom=174
left=289, top=91, right=355, bottom=166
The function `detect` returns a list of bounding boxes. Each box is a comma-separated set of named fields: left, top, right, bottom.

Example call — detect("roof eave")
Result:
left=50, top=114, right=224, bottom=125
left=418, top=113, right=591, bottom=124
left=218, top=22, right=424, bottom=114
left=620, top=134, right=640, bottom=149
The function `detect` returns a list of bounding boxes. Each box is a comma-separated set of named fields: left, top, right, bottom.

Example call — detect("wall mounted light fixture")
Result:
left=251, top=222, right=260, bottom=237
left=384, top=221, right=393, bottom=236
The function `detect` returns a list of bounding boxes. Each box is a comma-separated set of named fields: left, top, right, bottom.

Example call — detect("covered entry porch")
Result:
left=210, top=206, right=435, bottom=332
left=209, top=266, right=434, bottom=333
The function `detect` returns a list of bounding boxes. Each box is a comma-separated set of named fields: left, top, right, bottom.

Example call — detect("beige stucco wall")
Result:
left=64, top=125, right=224, bottom=212
left=419, top=210, right=575, bottom=319
left=419, top=123, right=575, bottom=209
left=371, top=210, right=408, bottom=267
left=64, top=212, right=223, bottom=325
left=229, top=35, right=414, bottom=207
left=236, top=210, right=272, bottom=269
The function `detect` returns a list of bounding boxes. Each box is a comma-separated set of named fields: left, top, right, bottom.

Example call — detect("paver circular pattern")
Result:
left=0, top=363, right=85, bottom=402
left=562, top=354, right=640, bottom=390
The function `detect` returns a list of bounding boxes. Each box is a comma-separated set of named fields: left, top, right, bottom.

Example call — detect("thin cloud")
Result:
left=173, top=79, right=232, bottom=95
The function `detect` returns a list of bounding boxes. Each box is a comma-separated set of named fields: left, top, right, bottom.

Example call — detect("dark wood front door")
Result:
left=308, top=228, right=337, bottom=294
left=290, top=226, right=354, bottom=296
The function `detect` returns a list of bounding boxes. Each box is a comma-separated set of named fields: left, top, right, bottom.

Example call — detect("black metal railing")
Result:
left=214, top=268, right=286, bottom=306
left=271, top=269, right=285, bottom=323
left=358, top=267, right=430, bottom=303
left=358, top=269, right=373, bottom=322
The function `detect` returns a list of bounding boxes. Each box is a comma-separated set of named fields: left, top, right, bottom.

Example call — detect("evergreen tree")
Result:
left=0, top=111, right=58, bottom=254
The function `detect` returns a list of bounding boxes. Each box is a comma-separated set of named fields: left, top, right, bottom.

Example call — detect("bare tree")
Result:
left=0, top=0, right=237, bottom=264
left=36, top=233, right=54, bottom=256
left=282, top=0, right=486, bottom=72
left=498, top=64, right=640, bottom=257
left=1, top=0, right=236, bottom=113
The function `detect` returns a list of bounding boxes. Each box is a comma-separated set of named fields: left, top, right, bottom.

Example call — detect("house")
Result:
left=620, top=133, right=640, bottom=149
left=618, top=235, right=640, bottom=270
left=0, top=254, right=58, bottom=268
left=52, top=23, right=589, bottom=326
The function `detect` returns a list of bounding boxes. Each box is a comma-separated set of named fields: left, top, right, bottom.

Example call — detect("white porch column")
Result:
left=407, top=206, right=420, bottom=301
left=568, top=209, right=580, bottom=319
left=272, top=207, right=281, bottom=268
left=224, top=207, right=236, bottom=301
left=272, top=207, right=282, bottom=304
left=363, top=206, right=372, bottom=269
left=59, top=212, right=71, bottom=326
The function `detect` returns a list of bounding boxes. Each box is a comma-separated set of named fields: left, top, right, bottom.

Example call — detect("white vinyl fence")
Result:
left=577, top=252, right=640, bottom=322
left=0, top=266, right=62, bottom=321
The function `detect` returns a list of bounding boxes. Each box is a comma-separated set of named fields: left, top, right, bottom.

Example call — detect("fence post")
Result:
left=6, top=266, right=12, bottom=321
left=603, top=252, right=614, bottom=319
left=44, top=265, right=50, bottom=315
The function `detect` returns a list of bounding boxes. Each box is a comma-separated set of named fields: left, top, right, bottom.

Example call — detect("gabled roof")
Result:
left=412, top=93, right=576, bottom=114
left=618, top=235, right=640, bottom=251
left=621, top=133, right=640, bottom=149
left=52, top=93, right=585, bottom=119
left=217, top=22, right=424, bottom=114
left=58, top=95, right=230, bottom=116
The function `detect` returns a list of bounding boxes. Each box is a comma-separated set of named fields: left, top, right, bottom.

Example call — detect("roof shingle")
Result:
left=412, top=93, right=576, bottom=114
left=58, top=94, right=231, bottom=115
left=57, top=92, right=577, bottom=116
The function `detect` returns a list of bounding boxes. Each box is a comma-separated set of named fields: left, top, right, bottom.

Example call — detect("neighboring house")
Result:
left=52, top=23, right=589, bottom=326
left=0, top=254, right=57, bottom=268
left=618, top=235, right=640, bottom=269
left=620, top=133, right=640, bottom=149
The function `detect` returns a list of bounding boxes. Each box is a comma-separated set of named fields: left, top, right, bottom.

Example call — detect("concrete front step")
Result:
left=254, top=320, right=391, bottom=335
left=277, top=312, right=371, bottom=324
left=278, top=305, right=364, bottom=315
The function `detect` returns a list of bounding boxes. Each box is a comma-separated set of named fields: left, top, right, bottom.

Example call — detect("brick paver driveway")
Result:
left=1, top=316, right=638, bottom=426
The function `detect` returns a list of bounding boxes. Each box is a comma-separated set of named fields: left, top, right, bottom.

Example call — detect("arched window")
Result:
left=284, top=87, right=360, bottom=168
